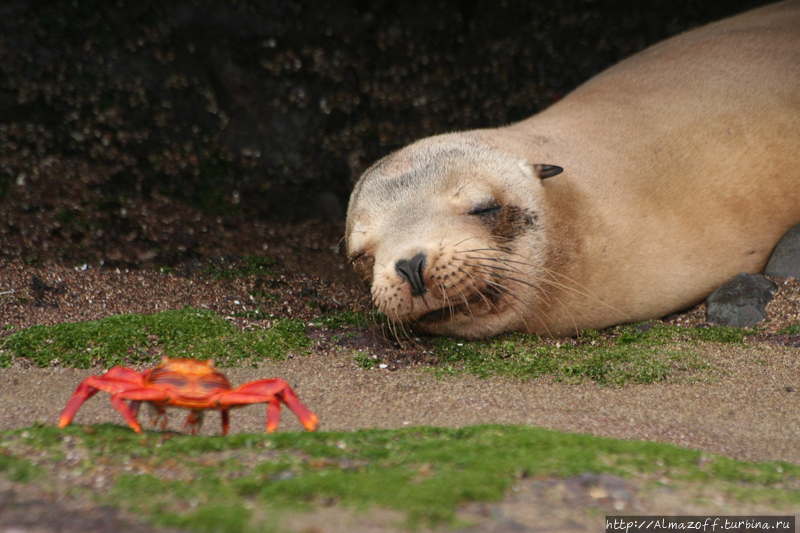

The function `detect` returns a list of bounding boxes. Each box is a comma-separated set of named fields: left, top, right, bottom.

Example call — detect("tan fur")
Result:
left=346, top=1, right=800, bottom=339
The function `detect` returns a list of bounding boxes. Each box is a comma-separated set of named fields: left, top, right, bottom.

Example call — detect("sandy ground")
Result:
left=3, top=343, right=800, bottom=464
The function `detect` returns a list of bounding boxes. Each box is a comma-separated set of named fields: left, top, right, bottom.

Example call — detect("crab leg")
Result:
left=58, top=382, right=102, bottom=429
left=58, top=368, right=145, bottom=429
left=108, top=393, right=146, bottom=433
left=109, top=388, right=171, bottom=434
left=146, top=404, right=169, bottom=430
left=267, top=396, right=282, bottom=433
left=183, top=410, right=205, bottom=435
left=217, top=379, right=319, bottom=432
left=221, top=409, right=230, bottom=435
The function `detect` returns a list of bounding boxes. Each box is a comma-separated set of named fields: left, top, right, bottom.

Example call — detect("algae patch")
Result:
left=0, top=449, right=44, bottom=483
left=0, top=307, right=311, bottom=368
left=779, top=324, right=800, bottom=335
left=201, top=255, right=277, bottom=280
left=433, top=323, right=747, bottom=384
left=1, top=424, right=799, bottom=532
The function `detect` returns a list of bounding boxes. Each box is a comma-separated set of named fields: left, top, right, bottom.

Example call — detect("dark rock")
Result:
left=706, top=272, right=778, bottom=327
left=765, top=223, right=800, bottom=278
left=29, top=274, right=52, bottom=298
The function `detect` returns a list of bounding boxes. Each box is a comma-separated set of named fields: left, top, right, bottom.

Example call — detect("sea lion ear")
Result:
left=532, top=164, right=563, bottom=179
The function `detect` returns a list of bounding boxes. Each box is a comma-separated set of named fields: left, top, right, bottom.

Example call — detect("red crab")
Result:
left=58, top=357, right=319, bottom=435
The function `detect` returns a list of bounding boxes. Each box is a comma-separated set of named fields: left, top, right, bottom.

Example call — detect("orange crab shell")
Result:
left=57, top=357, right=319, bottom=435
left=144, top=358, right=235, bottom=407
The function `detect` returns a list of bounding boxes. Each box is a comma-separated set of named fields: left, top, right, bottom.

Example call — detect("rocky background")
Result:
left=0, top=0, right=771, bottom=270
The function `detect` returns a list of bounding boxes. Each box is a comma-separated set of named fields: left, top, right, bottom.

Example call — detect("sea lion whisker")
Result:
left=455, top=268, right=502, bottom=316
left=468, top=250, right=621, bottom=326
left=441, top=283, right=458, bottom=320
left=465, top=266, right=553, bottom=309
left=548, top=276, right=623, bottom=317
left=460, top=254, right=537, bottom=277
left=455, top=264, right=532, bottom=308
left=410, top=280, right=475, bottom=326
left=387, top=308, right=414, bottom=344
left=453, top=247, right=515, bottom=258
left=461, top=256, right=527, bottom=276
left=461, top=270, right=552, bottom=336
left=442, top=279, right=464, bottom=320
left=465, top=263, right=589, bottom=333
left=462, top=261, right=555, bottom=305
left=474, top=254, right=618, bottom=313
left=451, top=280, right=478, bottom=320
left=367, top=308, right=395, bottom=345
left=449, top=236, right=486, bottom=249
left=531, top=264, right=625, bottom=318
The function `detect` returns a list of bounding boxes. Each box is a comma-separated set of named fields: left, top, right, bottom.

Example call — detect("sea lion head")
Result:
left=345, top=132, right=563, bottom=339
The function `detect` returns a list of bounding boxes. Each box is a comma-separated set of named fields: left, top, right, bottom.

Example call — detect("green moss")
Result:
left=0, top=451, right=44, bottom=482
left=4, top=424, right=800, bottom=531
left=433, top=335, right=698, bottom=384
left=432, top=323, right=746, bottom=384
left=311, top=311, right=374, bottom=329
left=0, top=307, right=311, bottom=369
left=155, top=503, right=257, bottom=533
left=202, top=256, right=277, bottom=280
left=355, top=352, right=378, bottom=369
left=112, top=474, right=256, bottom=532
left=605, top=322, right=750, bottom=345
left=778, top=324, right=800, bottom=335
left=309, top=310, right=391, bottom=331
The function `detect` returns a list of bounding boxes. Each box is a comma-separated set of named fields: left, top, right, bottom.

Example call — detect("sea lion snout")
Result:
left=394, top=252, right=428, bottom=297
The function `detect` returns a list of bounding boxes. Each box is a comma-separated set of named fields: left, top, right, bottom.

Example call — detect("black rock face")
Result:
left=0, top=0, right=771, bottom=222
left=765, top=223, right=800, bottom=279
left=706, top=272, right=778, bottom=328
left=0, top=0, right=775, bottom=267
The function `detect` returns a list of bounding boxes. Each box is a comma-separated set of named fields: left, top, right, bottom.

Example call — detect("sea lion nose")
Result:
left=395, top=252, right=428, bottom=297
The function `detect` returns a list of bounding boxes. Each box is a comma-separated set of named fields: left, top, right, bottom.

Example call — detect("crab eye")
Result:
left=469, top=204, right=502, bottom=223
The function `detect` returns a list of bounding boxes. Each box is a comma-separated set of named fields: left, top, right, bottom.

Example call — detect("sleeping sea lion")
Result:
left=345, top=1, right=800, bottom=339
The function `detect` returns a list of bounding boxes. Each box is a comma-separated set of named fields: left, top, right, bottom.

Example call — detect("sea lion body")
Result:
left=346, top=1, right=800, bottom=339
